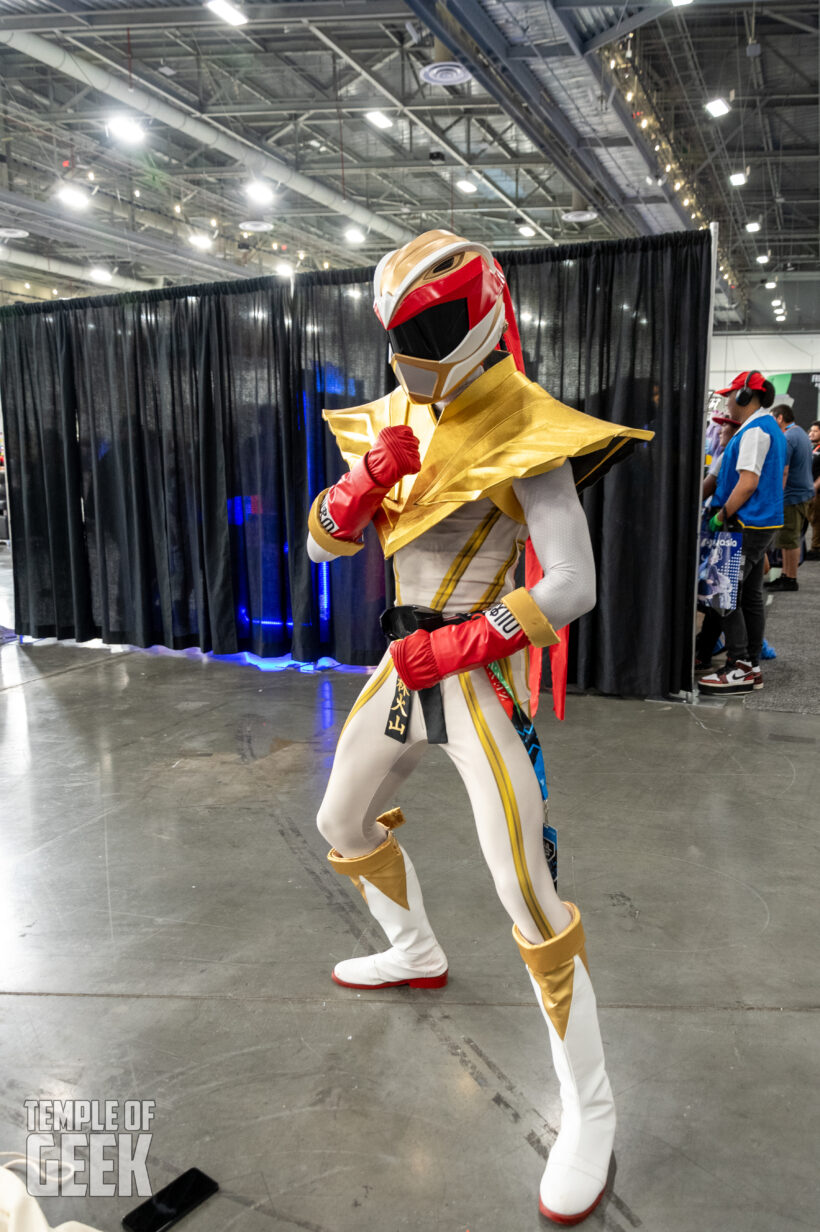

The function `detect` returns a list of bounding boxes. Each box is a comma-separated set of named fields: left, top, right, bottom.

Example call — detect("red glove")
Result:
left=325, top=425, right=421, bottom=541
left=390, top=601, right=528, bottom=691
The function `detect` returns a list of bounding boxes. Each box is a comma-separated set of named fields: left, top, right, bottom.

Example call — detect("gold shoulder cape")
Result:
left=322, top=354, right=654, bottom=558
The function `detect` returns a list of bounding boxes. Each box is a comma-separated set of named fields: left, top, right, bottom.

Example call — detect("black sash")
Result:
left=380, top=606, right=474, bottom=745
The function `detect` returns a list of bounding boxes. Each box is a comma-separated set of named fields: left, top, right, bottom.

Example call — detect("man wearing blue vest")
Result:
left=699, top=371, right=786, bottom=696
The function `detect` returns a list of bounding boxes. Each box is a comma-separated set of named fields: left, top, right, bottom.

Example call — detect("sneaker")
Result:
left=694, top=656, right=713, bottom=674
left=764, top=575, right=798, bottom=591
left=698, top=659, right=755, bottom=695
left=752, top=665, right=763, bottom=691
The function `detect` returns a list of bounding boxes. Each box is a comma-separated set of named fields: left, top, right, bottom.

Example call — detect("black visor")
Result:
left=388, top=298, right=469, bottom=362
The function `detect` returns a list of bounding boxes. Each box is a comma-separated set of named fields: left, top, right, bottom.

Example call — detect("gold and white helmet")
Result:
left=373, top=229, right=507, bottom=404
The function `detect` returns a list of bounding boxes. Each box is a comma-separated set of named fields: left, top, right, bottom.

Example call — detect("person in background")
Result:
left=696, top=410, right=741, bottom=673
left=765, top=400, right=815, bottom=592
left=805, top=421, right=820, bottom=561
left=699, top=371, right=785, bottom=696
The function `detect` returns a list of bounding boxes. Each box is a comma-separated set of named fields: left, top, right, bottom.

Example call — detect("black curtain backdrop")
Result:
left=0, top=231, right=712, bottom=696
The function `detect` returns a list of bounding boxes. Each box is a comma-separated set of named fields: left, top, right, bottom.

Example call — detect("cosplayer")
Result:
left=306, top=230, right=652, bottom=1225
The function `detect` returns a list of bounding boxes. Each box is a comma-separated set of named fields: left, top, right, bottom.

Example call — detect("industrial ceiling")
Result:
left=0, top=0, right=817, bottom=331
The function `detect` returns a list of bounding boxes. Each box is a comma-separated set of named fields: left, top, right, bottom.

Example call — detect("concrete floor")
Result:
left=1, top=544, right=818, bottom=1232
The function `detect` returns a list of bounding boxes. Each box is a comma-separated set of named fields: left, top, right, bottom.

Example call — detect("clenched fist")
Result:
left=365, top=425, right=422, bottom=487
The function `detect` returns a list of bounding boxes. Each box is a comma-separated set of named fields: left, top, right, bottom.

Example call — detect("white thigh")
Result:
left=317, top=652, right=427, bottom=856
left=438, top=667, right=570, bottom=942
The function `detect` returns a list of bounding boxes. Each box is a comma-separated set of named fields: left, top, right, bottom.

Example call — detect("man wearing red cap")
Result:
left=699, top=371, right=786, bottom=695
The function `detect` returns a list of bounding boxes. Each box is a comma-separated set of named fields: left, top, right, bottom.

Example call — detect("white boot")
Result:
left=328, top=818, right=448, bottom=990
left=515, top=905, right=616, bottom=1226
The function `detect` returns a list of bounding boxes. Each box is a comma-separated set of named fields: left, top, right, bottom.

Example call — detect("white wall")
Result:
left=710, top=332, right=820, bottom=393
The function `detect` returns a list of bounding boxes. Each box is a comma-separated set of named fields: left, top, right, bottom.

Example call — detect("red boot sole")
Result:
left=331, top=969, right=448, bottom=990
left=539, top=1186, right=605, bottom=1226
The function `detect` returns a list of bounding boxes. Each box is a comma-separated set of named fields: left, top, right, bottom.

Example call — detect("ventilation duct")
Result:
left=561, top=191, right=598, bottom=224
left=419, top=37, right=472, bottom=87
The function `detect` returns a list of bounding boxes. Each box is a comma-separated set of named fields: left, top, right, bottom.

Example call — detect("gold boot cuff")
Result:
left=328, top=833, right=408, bottom=909
left=513, top=903, right=587, bottom=1041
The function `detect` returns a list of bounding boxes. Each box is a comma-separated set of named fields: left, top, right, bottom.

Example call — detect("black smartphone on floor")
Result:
left=122, top=1167, right=218, bottom=1232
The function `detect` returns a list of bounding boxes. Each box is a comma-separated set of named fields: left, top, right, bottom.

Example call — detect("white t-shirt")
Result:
left=735, top=410, right=774, bottom=476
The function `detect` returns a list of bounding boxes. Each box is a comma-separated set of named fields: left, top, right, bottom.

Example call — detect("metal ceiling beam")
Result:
left=402, top=0, right=638, bottom=236
left=0, top=245, right=158, bottom=292
left=0, top=3, right=408, bottom=35
left=0, top=189, right=263, bottom=282
left=542, top=0, right=695, bottom=232
left=0, top=29, right=413, bottom=246
left=303, top=20, right=557, bottom=243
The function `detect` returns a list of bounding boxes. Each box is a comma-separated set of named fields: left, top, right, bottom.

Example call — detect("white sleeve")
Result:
left=307, top=532, right=338, bottom=563
left=512, top=464, right=596, bottom=630
left=736, top=426, right=770, bottom=476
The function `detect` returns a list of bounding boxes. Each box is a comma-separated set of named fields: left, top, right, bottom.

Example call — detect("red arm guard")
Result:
left=390, top=598, right=542, bottom=691
left=323, top=425, right=421, bottom=542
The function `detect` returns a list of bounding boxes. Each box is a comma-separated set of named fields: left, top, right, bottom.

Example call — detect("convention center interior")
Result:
left=0, top=1, right=818, bottom=1230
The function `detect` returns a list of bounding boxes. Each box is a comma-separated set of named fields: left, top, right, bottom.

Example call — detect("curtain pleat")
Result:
left=0, top=231, right=712, bottom=694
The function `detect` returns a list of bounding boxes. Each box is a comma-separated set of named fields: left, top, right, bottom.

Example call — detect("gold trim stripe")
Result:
left=471, top=540, right=522, bottom=611
left=308, top=489, right=364, bottom=558
left=430, top=507, right=502, bottom=611
left=458, top=674, right=554, bottom=941
left=502, top=587, right=559, bottom=648
left=338, top=658, right=394, bottom=742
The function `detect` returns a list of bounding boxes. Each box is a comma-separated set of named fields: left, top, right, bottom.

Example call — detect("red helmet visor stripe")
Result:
left=387, top=255, right=504, bottom=331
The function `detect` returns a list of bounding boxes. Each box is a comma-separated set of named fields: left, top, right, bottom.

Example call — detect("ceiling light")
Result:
left=705, top=97, right=731, bottom=118
left=188, top=233, right=212, bottom=250
left=640, top=118, right=648, bottom=129
left=298, top=250, right=305, bottom=260
left=108, top=115, right=145, bottom=145
left=133, top=189, right=141, bottom=198
left=90, top=267, right=113, bottom=283
left=645, top=176, right=654, bottom=186
left=210, top=217, right=217, bottom=227
left=365, top=110, right=393, bottom=130
left=56, top=184, right=90, bottom=210
left=674, top=180, right=682, bottom=191
left=729, top=171, right=746, bottom=187
left=772, top=299, right=782, bottom=307
left=241, top=220, right=273, bottom=233
left=456, top=179, right=477, bottom=194
left=654, top=143, right=660, bottom=151
left=52, top=288, right=58, bottom=296
left=756, top=253, right=770, bottom=264
left=665, top=163, right=672, bottom=173
left=323, top=261, right=329, bottom=270
left=24, top=282, right=30, bottom=289
left=276, top=261, right=294, bottom=277
left=682, top=197, right=690, bottom=206
left=745, top=220, right=760, bottom=232
left=765, top=280, right=776, bottom=290
left=671, top=0, right=693, bottom=6
left=87, top=171, right=95, bottom=181
left=245, top=179, right=274, bottom=205
left=174, top=204, right=181, bottom=214
left=518, top=224, right=536, bottom=238
left=205, top=0, right=248, bottom=25
left=626, top=91, right=633, bottom=102
left=345, top=227, right=365, bottom=244
left=691, top=212, right=696, bottom=219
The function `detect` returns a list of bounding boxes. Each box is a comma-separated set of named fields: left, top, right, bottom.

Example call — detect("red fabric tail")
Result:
left=549, top=627, right=570, bottom=722
left=497, top=264, right=569, bottom=721
left=497, top=264, right=524, bottom=373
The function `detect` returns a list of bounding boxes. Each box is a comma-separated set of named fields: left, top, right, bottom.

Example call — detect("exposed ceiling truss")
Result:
left=0, top=0, right=816, bottom=330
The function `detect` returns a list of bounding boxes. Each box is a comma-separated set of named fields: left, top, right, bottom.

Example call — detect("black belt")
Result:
left=380, top=605, right=475, bottom=745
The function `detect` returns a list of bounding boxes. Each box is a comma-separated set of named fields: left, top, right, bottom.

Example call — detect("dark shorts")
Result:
left=776, top=501, right=812, bottom=550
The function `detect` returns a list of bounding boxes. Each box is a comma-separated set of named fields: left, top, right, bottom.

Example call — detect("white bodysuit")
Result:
left=308, top=461, right=596, bottom=945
